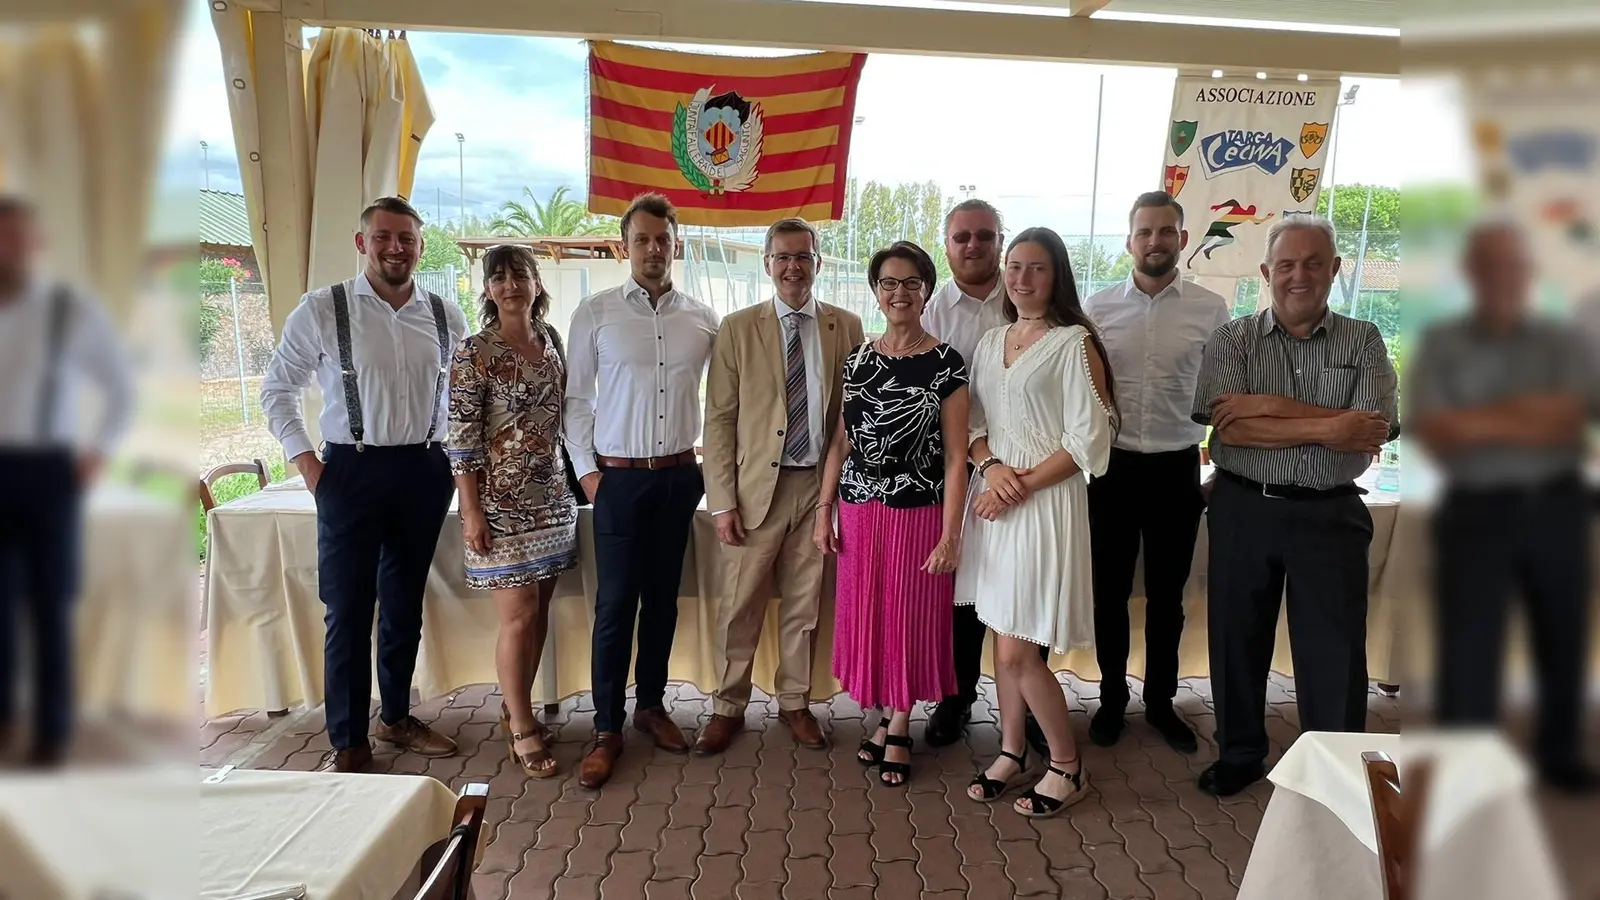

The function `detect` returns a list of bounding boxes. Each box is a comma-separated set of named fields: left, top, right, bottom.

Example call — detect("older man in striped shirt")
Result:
left=1190, top=215, right=1398, bottom=796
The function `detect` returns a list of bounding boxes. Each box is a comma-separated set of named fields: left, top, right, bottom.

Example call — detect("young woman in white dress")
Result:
left=956, top=227, right=1118, bottom=818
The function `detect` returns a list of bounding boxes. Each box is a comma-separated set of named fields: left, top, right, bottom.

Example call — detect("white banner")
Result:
left=1467, top=71, right=1600, bottom=305
left=1161, top=76, right=1340, bottom=278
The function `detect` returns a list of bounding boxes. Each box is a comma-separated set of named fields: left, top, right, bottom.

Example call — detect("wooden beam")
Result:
left=1068, top=0, right=1112, bottom=16
left=1403, top=28, right=1600, bottom=72
left=281, top=0, right=1398, bottom=76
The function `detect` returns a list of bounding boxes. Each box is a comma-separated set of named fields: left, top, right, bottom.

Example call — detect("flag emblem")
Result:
left=675, top=88, right=764, bottom=195
left=1289, top=167, right=1321, bottom=204
left=1170, top=120, right=1198, bottom=157
left=1163, top=164, right=1190, bottom=198
left=1299, top=122, right=1329, bottom=159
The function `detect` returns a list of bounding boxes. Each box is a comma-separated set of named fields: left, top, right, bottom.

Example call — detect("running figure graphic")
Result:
left=1186, top=200, right=1274, bottom=267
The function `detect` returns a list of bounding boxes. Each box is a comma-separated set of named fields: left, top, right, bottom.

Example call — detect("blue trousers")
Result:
left=316, top=443, right=453, bottom=749
left=0, top=448, right=81, bottom=751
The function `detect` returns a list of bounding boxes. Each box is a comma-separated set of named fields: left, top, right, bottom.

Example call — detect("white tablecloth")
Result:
left=203, top=474, right=1405, bottom=717
left=79, top=482, right=194, bottom=719
left=1238, top=731, right=1564, bottom=900
left=0, top=766, right=193, bottom=900
left=199, top=768, right=460, bottom=900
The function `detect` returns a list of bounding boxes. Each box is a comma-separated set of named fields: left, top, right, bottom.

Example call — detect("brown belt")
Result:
left=596, top=450, right=698, bottom=471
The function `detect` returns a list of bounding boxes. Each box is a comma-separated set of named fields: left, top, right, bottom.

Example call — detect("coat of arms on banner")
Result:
left=1170, top=120, right=1198, bottom=157
left=1289, top=167, right=1321, bottom=204
left=1163, top=164, right=1190, bottom=198
left=1299, top=122, right=1329, bottom=159
left=673, top=87, right=765, bottom=195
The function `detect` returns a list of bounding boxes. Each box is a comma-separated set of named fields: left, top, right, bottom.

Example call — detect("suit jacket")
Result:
left=703, top=299, right=865, bottom=530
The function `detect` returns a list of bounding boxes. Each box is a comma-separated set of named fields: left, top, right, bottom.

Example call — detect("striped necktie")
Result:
left=783, top=311, right=811, bottom=462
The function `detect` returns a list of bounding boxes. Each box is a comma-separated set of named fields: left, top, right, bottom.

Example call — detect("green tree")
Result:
left=814, top=177, right=953, bottom=269
left=1315, top=184, right=1400, bottom=260
left=419, top=223, right=467, bottom=274
left=490, top=186, right=613, bottom=237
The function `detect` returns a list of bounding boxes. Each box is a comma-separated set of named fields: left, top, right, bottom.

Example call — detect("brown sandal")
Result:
left=501, top=703, right=557, bottom=778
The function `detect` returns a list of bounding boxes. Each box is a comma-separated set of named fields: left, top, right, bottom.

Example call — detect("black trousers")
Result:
left=1208, top=473, right=1372, bottom=766
left=1089, top=446, right=1205, bottom=708
left=0, top=448, right=81, bottom=750
left=1433, top=475, right=1590, bottom=770
left=316, top=442, right=453, bottom=750
left=590, top=463, right=703, bottom=733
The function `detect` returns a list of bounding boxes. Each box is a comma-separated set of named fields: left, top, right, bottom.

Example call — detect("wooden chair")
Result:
left=1362, top=750, right=1432, bottom=900
left=405, top=783, right=489, bottom=900
left=199, top=459, right=271, bottom=512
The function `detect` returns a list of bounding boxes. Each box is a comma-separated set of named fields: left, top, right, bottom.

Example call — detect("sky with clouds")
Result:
left=175, top=0, right=1449, bottom=239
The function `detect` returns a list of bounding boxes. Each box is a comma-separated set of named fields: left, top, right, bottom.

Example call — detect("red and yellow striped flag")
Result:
left=586, top=41, right=867, bottom=226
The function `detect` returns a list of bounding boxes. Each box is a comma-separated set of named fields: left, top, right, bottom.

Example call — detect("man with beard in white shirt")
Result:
left=565, top=193, right=721, bottom=789
left=1082, top=191, right=1229, bottom=754
left=261, top=196, right=468, bottom=772
left=918, top=199, right=1024, bottom=748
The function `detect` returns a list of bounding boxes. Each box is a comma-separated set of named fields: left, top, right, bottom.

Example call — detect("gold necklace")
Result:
left=878, top=331, right=929, bottom=356
left=1009, top=322, right=1047, bottom=351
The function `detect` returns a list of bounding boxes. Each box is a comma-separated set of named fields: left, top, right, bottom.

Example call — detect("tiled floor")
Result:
left=201, top=673, right=1404, bottom=900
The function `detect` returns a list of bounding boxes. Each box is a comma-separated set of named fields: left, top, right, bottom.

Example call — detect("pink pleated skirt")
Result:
left=832, top=499, right=958, bottom=710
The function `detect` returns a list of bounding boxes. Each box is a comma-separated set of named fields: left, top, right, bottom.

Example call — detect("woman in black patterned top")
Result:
left=815, top=241, right=970, bottom=788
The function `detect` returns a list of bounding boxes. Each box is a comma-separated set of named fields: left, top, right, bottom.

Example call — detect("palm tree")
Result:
left=490, top=186, right=614, bottom=237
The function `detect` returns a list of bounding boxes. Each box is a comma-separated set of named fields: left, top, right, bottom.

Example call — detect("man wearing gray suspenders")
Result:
left=262, top=197, right=468, bottom=772
left=0, top=195, right=134, bottom=767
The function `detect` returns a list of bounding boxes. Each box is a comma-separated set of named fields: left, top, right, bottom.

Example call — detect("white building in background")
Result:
left=454, top=234, right=879, bottom=337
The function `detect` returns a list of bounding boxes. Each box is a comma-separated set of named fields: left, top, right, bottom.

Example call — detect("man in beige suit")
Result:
left=696, top=218, right=865, bottom=754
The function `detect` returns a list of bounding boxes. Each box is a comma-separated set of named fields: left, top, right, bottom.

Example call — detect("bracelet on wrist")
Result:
left=976, top=456, right=1003, bottom=476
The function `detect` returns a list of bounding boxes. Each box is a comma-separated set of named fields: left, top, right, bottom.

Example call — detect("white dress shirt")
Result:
left=0, top=280, right=134, bottom=453
left=564, top=278, right=720, bottom=479
left=260, top=271, right=469, bottom=460
left=921, top=277, right=1009, bottom=368
left=1084, top=274, right=1231, bottom=453
left=776, top=295, right=825, bottom=467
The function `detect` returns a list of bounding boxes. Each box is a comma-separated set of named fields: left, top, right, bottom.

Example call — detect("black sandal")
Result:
left=858, top=716, right=891, bottom=766
left=879, top=733, right=913, bottom=787
left=1014, top=757, right=1087, bottom=819
left=967, top=748, right=1028, bottom=802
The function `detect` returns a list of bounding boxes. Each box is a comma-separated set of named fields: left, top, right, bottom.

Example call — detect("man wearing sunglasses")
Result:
left=919, top=199, right=1015, bottom=748
left=698, top=217, right=865, bottom=755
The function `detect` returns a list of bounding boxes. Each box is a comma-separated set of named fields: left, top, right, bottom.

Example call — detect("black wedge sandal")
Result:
left=879, top=733, right=913, bottom=787
left=858, top=716, right=891, bottom=766
left=967, top=748, right=1028, bottom=802
left=1014, top=757, right=1088, bottom=819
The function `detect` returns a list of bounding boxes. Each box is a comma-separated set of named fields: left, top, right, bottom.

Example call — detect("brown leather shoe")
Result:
left=633, top=707, right=689, bottom=753
left=321, top=742, right=373, bottom=773
left=779, top=708, right=828, bottom=749
left=693, top=714, right=744, bottom=755
left=579, top=732, right=625, bottom=790
left=374, top=715, right=458, bottom=758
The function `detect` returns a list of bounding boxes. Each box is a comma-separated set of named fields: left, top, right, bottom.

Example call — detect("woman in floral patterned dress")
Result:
left=447, top=244, right=578, bottom=778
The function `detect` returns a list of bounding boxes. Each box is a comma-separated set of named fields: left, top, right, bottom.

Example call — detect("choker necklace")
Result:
left=1016, top=314, right=1046, bottom=321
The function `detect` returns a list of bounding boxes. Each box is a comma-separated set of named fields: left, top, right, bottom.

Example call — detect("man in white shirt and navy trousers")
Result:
left=0, top=195, right=135, bottom=767
left=565, top=193, right=720, bottom=789
left=261, top=196, right=467, bottom=773
left=1082, top=191, right=1230, bottom=754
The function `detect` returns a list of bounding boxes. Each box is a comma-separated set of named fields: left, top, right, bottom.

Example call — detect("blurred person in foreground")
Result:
left=0, top=194, right=134, bottom=767
left=1409, top=220, right=1597, bottom=792
left=261, top=197, right=468, bottom=772
left=1191, top=214, right=1398, bottom=796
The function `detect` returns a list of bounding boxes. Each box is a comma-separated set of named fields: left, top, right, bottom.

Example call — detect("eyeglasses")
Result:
left=766, top=253, right=817, bottom=266
left=950, top=229, right=998, bottom=244
left=876, top=277, right=925, bottom=294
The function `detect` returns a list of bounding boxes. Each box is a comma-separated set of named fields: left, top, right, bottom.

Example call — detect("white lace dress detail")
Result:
left=953, top=324, right=1114, bottom=653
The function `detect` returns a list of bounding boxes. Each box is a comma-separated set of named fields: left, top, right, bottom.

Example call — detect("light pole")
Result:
left=847, top=115, right=864, bottom=262
left=455, top=132, right=466, bottom=230
left=1323, top=84, right=1361, bottom=226
left=200, top=140, right=210, bottom=191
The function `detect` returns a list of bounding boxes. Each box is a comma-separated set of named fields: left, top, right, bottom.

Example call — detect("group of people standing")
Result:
left=261, top=186, right=1400, bottom=811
